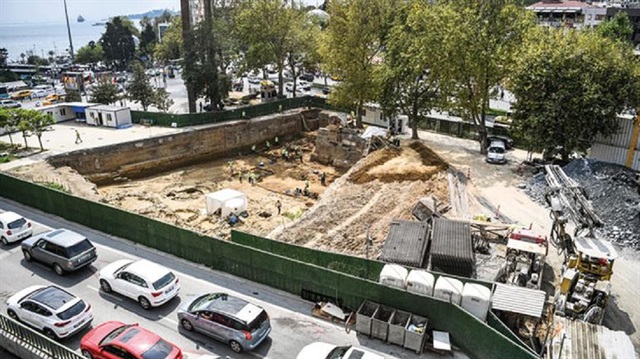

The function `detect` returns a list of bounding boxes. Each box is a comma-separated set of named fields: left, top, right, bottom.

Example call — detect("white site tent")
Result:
left=205, top=189, right=247, bottom=217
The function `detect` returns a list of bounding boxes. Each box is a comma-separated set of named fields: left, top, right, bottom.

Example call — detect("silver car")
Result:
left=21, top=228, right=98, bottom=276
left=177, top=293, right=271, bottom=353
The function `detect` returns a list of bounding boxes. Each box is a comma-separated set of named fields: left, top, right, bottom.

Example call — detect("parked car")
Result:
left=297, top=342, right=385, bottom=359
left=487, top=135, right=514, bottom=150
left=42, top=94, right=64, bottom=106
left=6, top=285, right=93, bottom=340
left=10, top=90, right=32, bottom=100
left=0, top=99, right=21, bottom=108
left=299, top=73, right=314, bottom=82
left=99, top=259, right=180, bottom=310
left=322, top=87, right=331, bottom=95
left=285, top=82, right=294, bottom=92
left=22, top=228, right=98, bottom=276
left=0, top=211, right=32, bottom=245
left=80, top=321, right=183, bottom=359
left=247, top=76, right=261, bottom=84
left=297, top=81, right=311, bottom=91
left=31, top=85, right=54, bottom=98
left=486, top=140, right=507, bottom=164
left=177, top=292, right=271, bottom=353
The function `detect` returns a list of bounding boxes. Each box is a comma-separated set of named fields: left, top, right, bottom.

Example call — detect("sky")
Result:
left=0, top=0, right=181, bottom=24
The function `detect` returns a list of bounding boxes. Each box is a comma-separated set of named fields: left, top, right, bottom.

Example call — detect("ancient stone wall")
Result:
left=48, top=110, right=324, bottom=184
left=312, top=126, right=366, bottom=168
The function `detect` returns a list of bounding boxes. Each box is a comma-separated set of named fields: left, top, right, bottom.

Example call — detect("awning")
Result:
left=492, top=283, right=546, bottom=318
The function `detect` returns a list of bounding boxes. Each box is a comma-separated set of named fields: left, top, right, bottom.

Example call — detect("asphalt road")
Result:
left=0, top=198, right=434, bottom=359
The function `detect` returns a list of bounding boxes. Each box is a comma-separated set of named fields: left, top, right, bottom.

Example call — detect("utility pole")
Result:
left=63, top=0, right=75, bottom=60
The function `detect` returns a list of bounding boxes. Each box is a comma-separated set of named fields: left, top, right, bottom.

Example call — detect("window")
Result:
left=107, top=114, right=113, bottom=122
left=60, top=108, right=66, bottom=116
left=8, top=218, right=26, bottom=229
left=103, top=345, right=135, bottom=359
left=43, top=241, right=65, bottom=256
left=152, top=272, right=175, bottom=290
left=362, top=109, right=367, bottom=117
left=64, top=239, right=93, bottom=258
left=212, top=313, right=230, bottom=327
left=141, top=339, right=174, bottom=359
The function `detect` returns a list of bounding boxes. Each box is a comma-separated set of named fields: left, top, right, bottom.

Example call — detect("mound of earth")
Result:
left=269, top=141, right=451, bottom=257
left=7, top=162, right=102, bottom=201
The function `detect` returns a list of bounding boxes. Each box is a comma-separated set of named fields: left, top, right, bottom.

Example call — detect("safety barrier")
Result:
left=0, top=314, right=82, bottom=359
left=0, top=173, right=536, bottom=359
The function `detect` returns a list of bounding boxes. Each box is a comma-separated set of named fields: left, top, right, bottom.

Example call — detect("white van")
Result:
left=31, top=85, right=54, bottom=98
left=486, top=140, right=507, bottom=164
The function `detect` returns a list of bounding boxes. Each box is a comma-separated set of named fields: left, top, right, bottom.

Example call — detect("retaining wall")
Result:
left=47, top=109, right=322, bottom=185
left=0, top=173, right=536, bottom=359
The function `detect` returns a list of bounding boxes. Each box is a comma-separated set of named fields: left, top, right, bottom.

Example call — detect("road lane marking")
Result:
left=161, top=316, right=178, bottom=325
left=87, top=285, right=123, bottom=302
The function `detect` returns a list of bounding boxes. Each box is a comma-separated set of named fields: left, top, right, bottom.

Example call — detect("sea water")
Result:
left=0, top=21, right=107, bottom=62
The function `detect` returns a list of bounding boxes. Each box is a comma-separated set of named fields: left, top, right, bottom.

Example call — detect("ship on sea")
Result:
left=77, top=15, right=85, bottom=23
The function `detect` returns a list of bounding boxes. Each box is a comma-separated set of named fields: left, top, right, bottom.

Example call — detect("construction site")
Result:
left=4, top=108, right=640, bottom=357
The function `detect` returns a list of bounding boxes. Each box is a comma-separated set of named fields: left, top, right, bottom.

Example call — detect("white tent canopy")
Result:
left=205, top=189, right=247, bottom=217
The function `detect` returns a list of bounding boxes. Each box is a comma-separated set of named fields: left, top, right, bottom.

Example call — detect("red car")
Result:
left=80, top=321, right=182, bottom=359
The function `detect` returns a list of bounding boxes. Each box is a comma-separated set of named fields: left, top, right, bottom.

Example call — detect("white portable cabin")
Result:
left=378, top=264, right=408, bottom=290
left=434, top=276, right=464, bottom=305
left=461, top=283, right=492, bottom=322
left=37, top=102, right=97, bottom=123
left=362, top=103, right=408, bottom=134
left=86, top=105, right=132, bottom=128
left=406, top=269, right=435, bottom=297
left=205, top=189, right=248, bottom=217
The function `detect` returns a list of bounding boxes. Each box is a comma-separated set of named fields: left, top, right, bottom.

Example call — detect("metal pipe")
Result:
left=63, top=0, right=74, bottom=60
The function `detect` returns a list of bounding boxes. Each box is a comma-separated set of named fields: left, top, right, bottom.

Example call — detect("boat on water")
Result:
left=92, top=22, right=106, bottom=26
left=77, top=15, right=85, bottom=23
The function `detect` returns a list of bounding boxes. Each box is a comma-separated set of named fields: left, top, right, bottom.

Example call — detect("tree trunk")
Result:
left=7, top=132, right=14, bottom=147
left=355, top=100, right=363, bottom=128
left=411, top=99, right=419, bottom=140
left=277, top=61, right=284, bottom=98
left=37, top=135, right=43, bottom=150
left=22, top=134, right=28, bottom=149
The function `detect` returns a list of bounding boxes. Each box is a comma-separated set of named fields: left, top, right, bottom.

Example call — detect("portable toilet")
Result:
left=461, top=283, right=492, bottom=322
left=433, top=276, right=463, bottom=305
left=406, top=270, right=435, bottom=297
left=379, top=264, right=408, bottom=289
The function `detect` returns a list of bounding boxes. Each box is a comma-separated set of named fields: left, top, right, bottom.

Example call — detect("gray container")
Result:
left=356, top=301, right=379, bottom=337
left=388, top=310, right=411, bottom=346
left=371, top=305, right=395, bottom=341
left=403, top=314, right=428, bottom=354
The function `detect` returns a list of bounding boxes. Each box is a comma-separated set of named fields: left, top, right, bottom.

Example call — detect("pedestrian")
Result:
left=275, top=136, right=279, bottom=146
left=500, top=88, right=505, bottom=100
left=74, top=129, right=83, bottom=144
left=321, top=172, right=326, bottom=186
left=276, top=200, right=282, bottom=215
left=199, top=101, right=203, bottom=113
left=239, top=171, right=243, bottom=183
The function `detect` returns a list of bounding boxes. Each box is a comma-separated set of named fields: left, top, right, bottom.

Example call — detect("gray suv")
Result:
left=177, top=293, right=271, bottom=353
left=22, top=228, right=98, bottom=276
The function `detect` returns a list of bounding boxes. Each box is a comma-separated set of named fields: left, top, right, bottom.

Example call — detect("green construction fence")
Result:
left=0, top=173, right=536, bottom=359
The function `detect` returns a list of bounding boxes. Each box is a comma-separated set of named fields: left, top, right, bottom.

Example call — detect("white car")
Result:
left=0, top=211, right=33, bottom=245
left=99, top=259, right=180, bottom=310
left=296, top=342, right=385, bottom=359
left=6, top=285, right=93, bottom=340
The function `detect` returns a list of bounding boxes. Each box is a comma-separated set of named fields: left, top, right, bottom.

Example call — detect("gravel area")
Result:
left=524, top=158, right=640, bottom=249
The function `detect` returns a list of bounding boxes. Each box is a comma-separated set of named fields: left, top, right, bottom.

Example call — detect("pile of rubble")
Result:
left=524, top=158, right=640, bottom=249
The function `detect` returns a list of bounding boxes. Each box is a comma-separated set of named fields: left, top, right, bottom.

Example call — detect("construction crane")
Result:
left=544, top=165, right=617, bottom=324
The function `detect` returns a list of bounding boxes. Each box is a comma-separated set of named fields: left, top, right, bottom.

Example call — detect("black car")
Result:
left=299, top=73, right=314, bottom=82
left=322, top=87, right=331, bottom=95
left=487, top=135, right=514, bottom=150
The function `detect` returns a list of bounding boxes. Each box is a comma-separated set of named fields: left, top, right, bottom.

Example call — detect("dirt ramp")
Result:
left=348, top=141, right=449, bottom=184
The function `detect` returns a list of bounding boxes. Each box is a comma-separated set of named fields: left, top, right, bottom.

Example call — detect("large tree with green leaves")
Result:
left=321, top=0, right=398, bottom=127
left=596, top=11, right=634, bottom=45
left=155, top=17, right=183, bottom=62
left=75, top=42, right=104, bottom=64
left=17, top=109, right=55, bottom=150
left=510, top=28, right=640, bottom=161
left=436, top=0, right=534, bottom=153
left=90, top=79, right=120, bottom=105
left=377, top=0, right=450, bottom=139
left=0, top=108, right=19, bottom=147
left=235, top=0, right=307, bottom=96
left=100, top=16, right=137, bottom=70
left=128, top=62, right=156, bottom=111
left=139, top=23, right=158, bottom=62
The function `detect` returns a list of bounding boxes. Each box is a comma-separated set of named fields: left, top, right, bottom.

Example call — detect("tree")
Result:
left=139, top=23, right=158, bottom=61
left=27, top=55, right=48, bottom=66
left=15, top=110, right=32, bottom=149
left=128, top=62, right=156, bottom=111
left=75, top=42, right=104, bottom=64
left=596, top=11, right=634, bottom=45
left=152, top=88, right=174, bottom=112
left=155, top=17, right=182, bottom=62
left=378, top=0, right=449, bottom=139
left=0, top=48, right=8, bottom=67
left=22, top=109, right=55, bottom=150
left=180, top=0, right=197, bottom=113
left=0, top=48, right=17, bottom=82
left=65, top=90, right=82, bottom=102
left=100, top=16, right=136, bottom=70
left=235, top=0, right=306, bottom=96
left=320, top=0, right=398, bottom=127
left=0, top=108, right=19, bottom=147
left=510, top=28, right=640, bottom=161
left=435, top=0, right=533, bottom=153
left=90, top=79, right=120, bottom=105
left=285, top=11, right=321, bottom=97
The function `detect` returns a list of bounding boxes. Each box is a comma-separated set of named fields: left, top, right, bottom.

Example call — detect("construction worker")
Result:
left=251, top=144, right=257, bottom=153
left=249, top=172, right=257, bottom=186
left=276, top=200, right=282, bottom=215
left=304, top=179, right=310, bottom=193
left=282, top=147, right=288, bottom=160
left=227, top=160, right=234, bottom=175
left=266, top=140, right=271, bottom=150
left=74, top=129, right=83, bottom=144
left=321, top=172, right=326, bottom=186
left=239, top=171, right=244, bottom=183
left=275, top=136, right=279, bottom=146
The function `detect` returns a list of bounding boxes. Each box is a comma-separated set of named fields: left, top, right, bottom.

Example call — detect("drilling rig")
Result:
left=544, top=165, right=617, bottom=324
